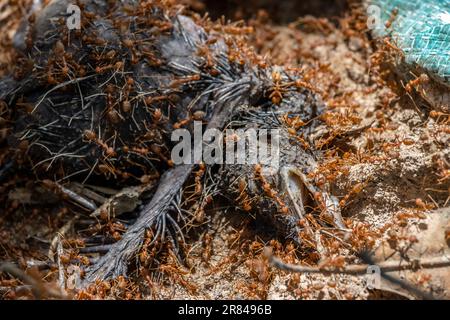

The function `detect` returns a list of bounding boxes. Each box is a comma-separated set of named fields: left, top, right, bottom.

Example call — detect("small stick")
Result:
left=48, top=215, right=80, bottom=262
left=264, top=248, right=450, bottom=274
left=0, top=263, right=64, bottom=299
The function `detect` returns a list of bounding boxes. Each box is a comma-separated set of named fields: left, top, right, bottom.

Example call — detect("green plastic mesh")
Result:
left=367, top=0, right=450, bottom=85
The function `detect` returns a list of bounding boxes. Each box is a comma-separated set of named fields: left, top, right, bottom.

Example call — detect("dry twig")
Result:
left=265, top=247, right=450, bottom=275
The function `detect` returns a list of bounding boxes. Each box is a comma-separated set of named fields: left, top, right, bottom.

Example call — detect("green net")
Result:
left=367, top=0, right=450, bottom=85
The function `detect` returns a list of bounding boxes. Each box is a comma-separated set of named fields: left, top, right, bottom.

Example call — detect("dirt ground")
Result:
left=0, top=0, right=449, bottom=300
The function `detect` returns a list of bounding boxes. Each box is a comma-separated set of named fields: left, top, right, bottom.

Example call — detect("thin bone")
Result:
left=281, top=167, right=313, bottom=235
left=90, top=183, right=155, bottom=218
left=54, top=183, right=97, bottom=211
left=283, top=166, right=348, bottom=231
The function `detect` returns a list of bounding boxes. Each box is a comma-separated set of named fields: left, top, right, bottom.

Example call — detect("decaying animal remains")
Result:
left=0, top=0, right=347, bottom=284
